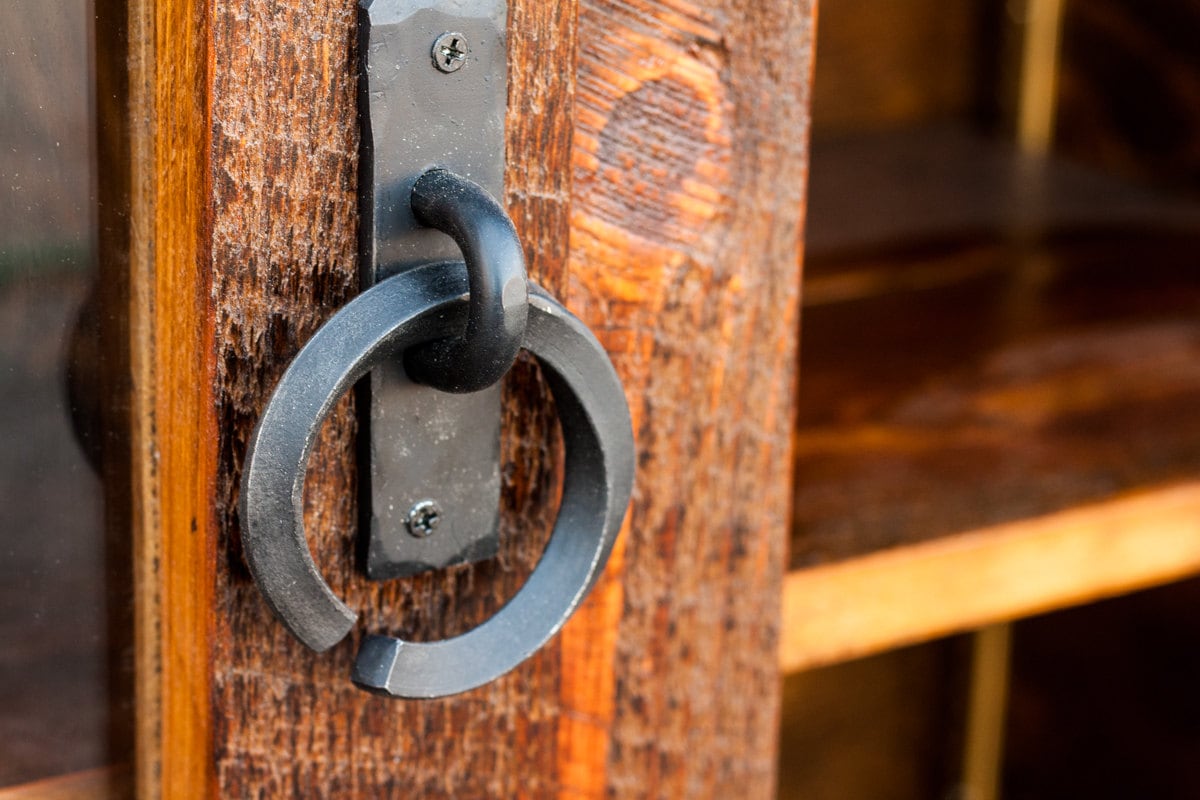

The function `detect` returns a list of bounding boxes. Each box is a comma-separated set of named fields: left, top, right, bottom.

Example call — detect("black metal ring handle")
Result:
left=239, top=261, right=635, bottom=697
left=403, top=169, right=528, bottom=393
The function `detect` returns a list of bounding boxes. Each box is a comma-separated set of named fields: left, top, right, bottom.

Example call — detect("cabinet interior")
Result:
left=781, top=1, right=1200, bottom=797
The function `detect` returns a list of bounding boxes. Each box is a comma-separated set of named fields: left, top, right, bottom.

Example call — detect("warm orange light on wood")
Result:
left=781, top=483, right=1200, bottom=673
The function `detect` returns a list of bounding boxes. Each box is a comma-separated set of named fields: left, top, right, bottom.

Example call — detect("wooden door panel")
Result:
left=210, top=1, right=570, bottom=795
left=115, top=0, right=814, bottom=795
left=568, top=1, right=812, bottom=795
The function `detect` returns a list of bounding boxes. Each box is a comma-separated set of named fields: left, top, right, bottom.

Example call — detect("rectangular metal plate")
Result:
left=358, top=0, right=507, bottom=579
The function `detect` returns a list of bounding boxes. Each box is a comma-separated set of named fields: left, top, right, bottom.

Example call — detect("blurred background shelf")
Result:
left=782, top=483, right=1200, bottom=671
left=803, top=124, right=1200, bottom=260
left=782, top=124, right=1200, bottom=668
left=778, top=2, right=1200, bottom=795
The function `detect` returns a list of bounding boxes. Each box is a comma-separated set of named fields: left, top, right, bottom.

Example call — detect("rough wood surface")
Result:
left=128, top=0, right=813, bottom=794
left=565, top=1, right=811, bottom=795
left=206, top=0, right=572, bottom=796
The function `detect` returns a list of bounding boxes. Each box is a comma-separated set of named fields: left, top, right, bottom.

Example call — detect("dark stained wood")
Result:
left=91, top=0, right=136, bottom=783
left=805, top=125, right=1200, bottom=260
left=810, top=0, right=994, bottom=135
left=792, top=226, right=1200, bottom=569
left=1057, top=0, right=1200, bottom=193
left=781, top=122, right=1200, bottom=674
left=778, top=639, right=968, bottom=800
left=794, top=126, right=1200, bottom=571
left=1005, top=577, right=1200, bottom=799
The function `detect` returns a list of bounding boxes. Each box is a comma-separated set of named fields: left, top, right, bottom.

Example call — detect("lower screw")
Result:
left=406, top=499, right=443, bottom=538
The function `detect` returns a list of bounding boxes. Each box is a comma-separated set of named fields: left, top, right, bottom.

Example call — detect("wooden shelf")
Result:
left=781, top=128, right=1200, bottom=671
left=782, top=483, right=1200, bottom=672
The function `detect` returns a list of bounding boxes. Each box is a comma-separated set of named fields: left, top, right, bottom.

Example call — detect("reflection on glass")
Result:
left=0, top=0, right=113, bottom=787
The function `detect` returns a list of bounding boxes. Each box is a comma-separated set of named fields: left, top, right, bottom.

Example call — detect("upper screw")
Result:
left=432, top=32, right=469, bottom=73
left=406, top=499, right=443, bottom=538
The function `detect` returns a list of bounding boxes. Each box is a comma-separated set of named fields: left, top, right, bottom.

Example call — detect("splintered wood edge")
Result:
left=781, top=481, right=1200, bottom=673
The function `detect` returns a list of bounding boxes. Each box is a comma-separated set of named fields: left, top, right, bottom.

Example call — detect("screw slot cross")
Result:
left=405, top=499, right=443, bottom=538
left=432, top=32, right=468, bottom=73
left=439, top=38, right=465, bottom=66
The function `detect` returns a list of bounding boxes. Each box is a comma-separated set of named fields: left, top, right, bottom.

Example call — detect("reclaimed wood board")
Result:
left=121, top=0, right=814, bottom=796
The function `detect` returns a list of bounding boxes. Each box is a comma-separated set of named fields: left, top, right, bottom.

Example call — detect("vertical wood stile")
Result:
left=107, top=0, right=216, bottom=794
left=567, top=0, right=813, bottom=795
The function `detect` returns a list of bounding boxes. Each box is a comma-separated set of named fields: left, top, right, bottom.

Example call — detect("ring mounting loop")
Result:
left=404, top=169, right=528, bottom=393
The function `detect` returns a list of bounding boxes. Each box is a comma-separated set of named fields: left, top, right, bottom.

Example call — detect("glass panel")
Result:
left=0, top=0, right=123, bottom=788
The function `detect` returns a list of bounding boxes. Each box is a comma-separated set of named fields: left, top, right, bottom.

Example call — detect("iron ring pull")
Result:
left=239, top=179, right=635, bottom=698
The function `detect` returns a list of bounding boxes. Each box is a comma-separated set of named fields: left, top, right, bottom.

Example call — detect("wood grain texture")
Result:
left=565, top=0, right=812, bottom=795
left=780, top=482, right=1200, bottom=672
left=125, top=0, right=164, bottom=793
left=127, top=0, right=812, bottom=794
left=116, top=0, right=216, bottom=795
left=205, top=0, right=574, bottom=796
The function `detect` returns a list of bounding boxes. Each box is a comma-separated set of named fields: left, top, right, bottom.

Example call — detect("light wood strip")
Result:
left=0, top=768, right=130, bottom=800
left=126, top=0, right=215, bottom=796
left=781, top=482, right=1200, bottom=673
